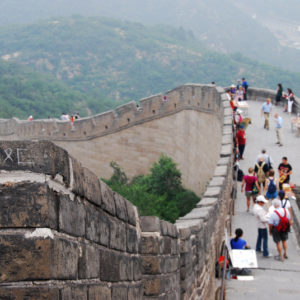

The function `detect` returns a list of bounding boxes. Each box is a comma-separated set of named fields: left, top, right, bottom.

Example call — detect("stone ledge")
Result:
left=208, top=177, right=225, bottom=187
left=203, top=186, right=222, bottom=198
left=196, top=197, right=218, bottom=208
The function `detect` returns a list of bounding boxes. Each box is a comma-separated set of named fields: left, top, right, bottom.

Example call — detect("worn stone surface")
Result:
left=128, top=284, right=143, bottom=300
left=196, top=197, right=218, bottom=208
left=140, top=235, right=160, bottom=255
left=114, top=193, right=128, bottom=222
left=88, top=284, right=111, bottom=300
left=61, top=285, right=87, bottom=300
left=100, top=181, right=116, bottom=216
left=59, top=194, right=85, bottom=237
left=78, top=243, right=100, bottom=279
left=109, top=217, right=126, bottom=251
left=141, top=216, right=161, bottom=232
left=111, top=284, right=128, bottom=300
left=127, top=225, right=139, bottom=253
left=0, top=287, right=60, bottom=299
left=100, top=249, right=121, bottom=282
left=0, top=141, right=70, bottom=186
left=0, top=182, right=57, bottom=229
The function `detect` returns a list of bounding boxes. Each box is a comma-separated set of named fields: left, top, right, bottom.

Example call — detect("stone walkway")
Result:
left=226, top=101, right=300, bottom=299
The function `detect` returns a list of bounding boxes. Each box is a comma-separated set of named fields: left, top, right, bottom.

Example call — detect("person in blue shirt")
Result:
left=230, top=228, right=250, bottom=249
left=274, top=113, right=283, bottom=146
left=261, top=98, right=272, bottom=130
left=242, top=78, right=249, bottom=100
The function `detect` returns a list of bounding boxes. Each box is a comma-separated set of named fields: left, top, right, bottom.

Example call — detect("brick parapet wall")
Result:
left=0, top=84, right=235, bottom=300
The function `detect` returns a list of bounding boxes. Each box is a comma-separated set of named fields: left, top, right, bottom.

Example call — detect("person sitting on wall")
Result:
left=230, top=228, right=250, bottom=249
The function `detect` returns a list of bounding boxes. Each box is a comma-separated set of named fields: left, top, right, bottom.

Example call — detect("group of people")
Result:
left=228, top=78, right=249, bottom=102
left=236, top=148, right=294, bottom=261
left=276, top=83, right=296, bottom=114
left=60, top=112, right=80, bottom=122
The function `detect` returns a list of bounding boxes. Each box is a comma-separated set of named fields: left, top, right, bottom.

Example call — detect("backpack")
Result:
left=256, top=162, right=266, bottom=183
left=274, top=209, right=290, bottom=233
left=267, top=179, right=277, bottom=194
left=237, top=169, right=244, bottom=182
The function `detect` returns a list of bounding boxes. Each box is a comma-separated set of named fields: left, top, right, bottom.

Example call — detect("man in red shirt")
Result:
left=236, top=124, right=246, bottom=159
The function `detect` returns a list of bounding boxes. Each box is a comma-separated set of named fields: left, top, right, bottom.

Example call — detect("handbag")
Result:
left=252, top=182, right=259, bottom=195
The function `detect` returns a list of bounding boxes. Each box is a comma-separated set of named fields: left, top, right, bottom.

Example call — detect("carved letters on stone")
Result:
left=0, top=148, right=34, bottom=166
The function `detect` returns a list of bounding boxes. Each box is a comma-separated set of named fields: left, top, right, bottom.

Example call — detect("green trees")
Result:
left=105, top=154, right=200, bottom=223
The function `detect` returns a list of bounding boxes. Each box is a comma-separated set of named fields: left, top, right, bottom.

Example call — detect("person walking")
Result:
left=241, top=167, right=261, bottom=212
left=278, top=157, right=293, bottom=190
left=268, top=199, right=291, bottom=261
left=257, top=149, right=273, bottom=170
left=275, top=83, right=283, bottom=106
left=236, top=124, right=246, bottom=159
left=278, top=190, right=293, bottom=226
left=261, top=98, right=272, bottom=130
left=284, top=88, right=295, bottom=115
left=253, top=195, right=272, bottom=257
left=242, top=78, right=249, bottom=100
left=274, top=113, right=283, bottom=146
left=264, top=169, right=279, bottom=201
left=254, top=157, right=269, bottom=189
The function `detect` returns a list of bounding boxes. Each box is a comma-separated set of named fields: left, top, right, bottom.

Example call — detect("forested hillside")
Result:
left=0, top=0, right=300, bottom=71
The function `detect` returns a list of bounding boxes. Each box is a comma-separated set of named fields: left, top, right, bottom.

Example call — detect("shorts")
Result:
left=266, top=191, right=278, bottom=199
left=272, top=227, right=288, bottom=243
left=245, top=191, right=252, bottom=198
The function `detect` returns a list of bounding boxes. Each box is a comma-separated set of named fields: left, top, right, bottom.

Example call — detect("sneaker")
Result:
left=263, top=253, right=273, bottom=258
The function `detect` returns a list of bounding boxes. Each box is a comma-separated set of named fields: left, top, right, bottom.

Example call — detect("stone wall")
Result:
left=0, top=85, right=235, bottom=299
left=0, top=85, right=224, bottom=196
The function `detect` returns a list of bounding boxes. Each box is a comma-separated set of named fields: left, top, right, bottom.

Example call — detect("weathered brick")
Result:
left=114, top=193, right=128, bottom=222
left=124, top=199, right=137, bottom=226
left=0, top=286, right=60, bottom=300
left=142, top=256, right=161, bottom=274
left=111, top=284, right=128, bottom=300
left=128, top=283, right=143, bottom=300
left=120, top=254, right=133, bottom=281
left=88, top=284, right=111, bottom=300
left=0, top=234, right=78, bottom=282
left=100, top=181, right=116, bottom=215
left=126, top=225, right=138, bottom=253
left=132, top=256, right=142, bottom=281
left=78, top=243, right=100, bottom=279
left=81, top=167, right=102, bottom=206
left=61, top=285, right=87, bottom=300
left=140, top=216, right=161, bottom=232
left=140, top=235, right=160, bottom=254
left=100, top=249, right=120, bottom=282
left=59, top=194, right=85, bottom=237
left=143, top=278, right=160, bottom=296
left=85, top=204, right=110, bottom=247
left=0, top=182, right=57, bottom=229
left=109, top=217, right=126, bottom=251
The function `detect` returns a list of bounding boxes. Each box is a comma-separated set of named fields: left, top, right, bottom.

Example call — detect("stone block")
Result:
left=0, top=286, right=60, bottom=299
left=61, top=285, right=87, bottom=300
left=203, top=186, right=221, bottom=198
left=140, top=216, right=161, bottom=232
left=161, top=236, right=172, bottom=254
left=126, top=225, right=139, bottom=253
left=85, top=204, right=110, bottom=247
left=196, top=197, right=218, bottom=208
left=78, top=243, right=100, bottom=279
left=82, top=167, right=102, bottom=206
left=143, top=278, right=160, bottom=296
left=0, top=233, right=78, bottom=282
left=125, top=199, right=137, bottom=226
left=222, top=125, right=232, bottom=135
left=120, top=254, right=133, bottom=281
left=220, top=144, right=232, bottom=157
left=0, top=141, right=71, bottom=186
left=110, top=217, right=126, bottom=251
left=208, top=177, right=225, bottom=187
left=179, top=207, right=210, bottom=221
left=166, top=222, right=178, bottom=238
left=59, top=194, right=85, bottom=237
left=100, top=249, right=120, bottom=282
left=222, top=134, right=232, bottom=145
left=142, top=256, right=161, bottom=274
left=100, top=181, right=116, bottom=216
left=217, top=156, right=230, bottom=166
left=132, top=256, right=142, bottom=281
left=140, top=235, right=160, bottom=254
left=160, top=220, right=169, bottom=236
left=114, top=193, right=128, bottom=222
left=128, top=283, right=143, bottom=300
left=88, top=284, right=111, bottom=300
left=0, top=182, right=57, bottom=229
left=111, top=284, right=128, bottom=300
left=213, top=166, right=227, bottom=177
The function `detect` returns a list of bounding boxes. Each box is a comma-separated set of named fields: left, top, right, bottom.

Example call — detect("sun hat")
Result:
left=256, top=195, right=268, bottom=203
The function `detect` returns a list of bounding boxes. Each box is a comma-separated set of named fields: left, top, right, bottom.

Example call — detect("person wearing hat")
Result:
left=236, top=124, right=246, bottom=159
left=253, top=195, right=272, bottom=257
left=235, top=109, right=243, bottom=128
left=261, top=98, right=272, bottom=130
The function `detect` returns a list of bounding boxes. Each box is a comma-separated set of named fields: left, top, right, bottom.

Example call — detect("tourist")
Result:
left=254, top=157, right=269, bottom=189
left=230, top=228, right=250, bottom=249
left=28, top=115, right=33, bottom=121
left=242, top=78, right=249, bottom=100
left=60, top=112, right=69, bottom=121
left=278, top=190, right=293, bottom=226
left=235, top=109, right=243, bottom=129
left=236, top=79, right=242, bottom=90
left=286, top=88, right=295, bottom=115
left=264, top=169, right=279, bottom=201
left=236, top=124, right=246, bottom=159
left=241, top=167, right=261, bottom=212
left=257, top=149, right=273, bottom=170
left=235, top=86, right=244, bottom=102
left=278, top=157, right=292, bottom=190
left=276, top=83, right=283, bottom=106
left=268, top=199, right=291, bottom=261
left=274, top=113, right=283, bottom=146
left=253, top=195, right=272, bottom=257
left=261, top=98, right=272, bottom=130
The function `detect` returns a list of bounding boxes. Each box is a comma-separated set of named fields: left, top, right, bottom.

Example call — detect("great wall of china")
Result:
left=0, top=85, right=299, bottom=299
